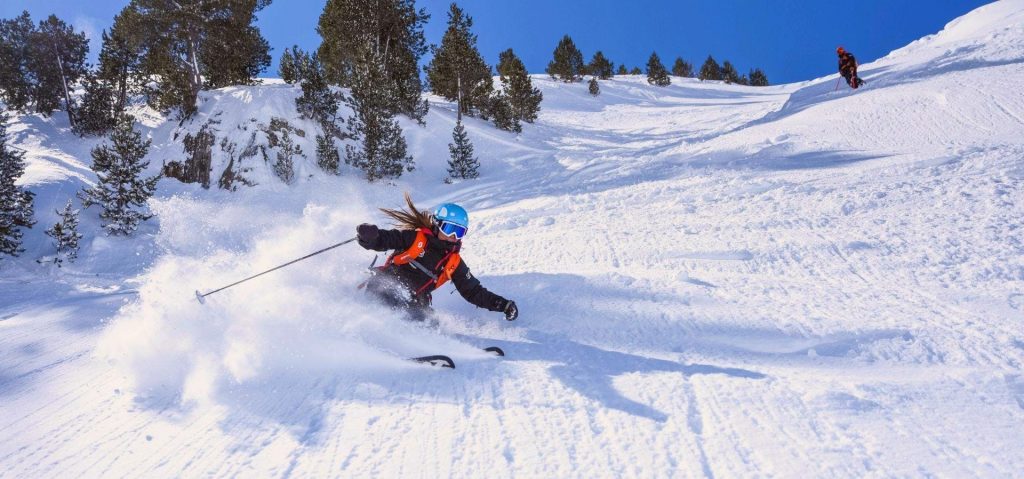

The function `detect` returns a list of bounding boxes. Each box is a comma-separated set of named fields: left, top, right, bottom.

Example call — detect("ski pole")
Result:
left=195, top=237, right=358, bottom=304
left=834, top=78, right=840, bottom=91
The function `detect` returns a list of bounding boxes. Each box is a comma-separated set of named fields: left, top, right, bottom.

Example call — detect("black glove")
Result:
left=356, top=223, right=379, bottom=248
left=495, top=299, right=518, bottom=321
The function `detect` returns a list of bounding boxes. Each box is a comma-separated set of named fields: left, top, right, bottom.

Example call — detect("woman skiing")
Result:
left=356, top=194, right=518, bottom=323
left=837, top=46, right=866, bottom=89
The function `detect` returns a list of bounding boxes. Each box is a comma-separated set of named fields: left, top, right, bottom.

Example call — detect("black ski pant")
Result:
left=364, top=272, right=433, bottom=322
left=841, top=70, right=865, bottom=89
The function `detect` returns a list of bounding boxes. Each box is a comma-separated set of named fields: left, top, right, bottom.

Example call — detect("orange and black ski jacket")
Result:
left=364, top=227, right=507, bottom=311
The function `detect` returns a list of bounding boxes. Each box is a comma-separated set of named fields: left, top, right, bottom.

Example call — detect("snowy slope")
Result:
left=3, top=1, right=1024, bottom=477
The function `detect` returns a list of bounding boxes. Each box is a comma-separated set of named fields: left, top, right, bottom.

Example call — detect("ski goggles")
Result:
left=438, top=220, right=468, bottom=239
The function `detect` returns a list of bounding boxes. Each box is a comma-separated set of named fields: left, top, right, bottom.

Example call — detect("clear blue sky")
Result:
left=2, top=0, right=994, bottom=84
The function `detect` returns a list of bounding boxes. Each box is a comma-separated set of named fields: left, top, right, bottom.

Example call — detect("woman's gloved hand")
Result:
left=495, top=298, right=518, bottom=321
left=356, top=223, right=379, bottom=248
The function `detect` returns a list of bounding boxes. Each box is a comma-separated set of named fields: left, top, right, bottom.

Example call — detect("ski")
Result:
left=409, top=347, right=504, bottom=369
left=483, top=346, right=505, bottom=356
left=410, top=355, right=455, bottom=369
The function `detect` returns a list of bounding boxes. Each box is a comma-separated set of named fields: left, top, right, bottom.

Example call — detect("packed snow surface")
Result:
left=2, top=2, right=1024, bottom=477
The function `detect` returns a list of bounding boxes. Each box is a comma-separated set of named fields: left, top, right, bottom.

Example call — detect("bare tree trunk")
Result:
left=188, top=36, right=202, bottom=96
left=52, top=39, right=76, bottom=128
left=382, top=34, right=391, bottom=77
left=457, top=75, right=463, bottom=121
left=116, top=63, right=128, bottom=113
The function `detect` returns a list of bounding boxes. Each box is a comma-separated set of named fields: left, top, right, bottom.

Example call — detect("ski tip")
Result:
left=411, top=355, right=456, bottom=369
left=483, top=346, right=505, bottom=357
left=195, top=290, right=206, bottom=305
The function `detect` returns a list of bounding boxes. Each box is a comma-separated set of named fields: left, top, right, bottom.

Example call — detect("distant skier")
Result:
left=837, top=46, right=865, bottom=89
left=356, top=194, right=518, bottom=323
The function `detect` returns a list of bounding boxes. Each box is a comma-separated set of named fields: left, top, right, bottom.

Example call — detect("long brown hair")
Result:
left=380, top=192, right=434, bottom=231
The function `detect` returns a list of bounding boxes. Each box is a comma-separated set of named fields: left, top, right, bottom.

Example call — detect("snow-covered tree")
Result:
left=587, top=51, right=614, bottom=80
left=317, top=0, right=428, bottom=120
left=672, top=57, right=693, bottom=77
left=588, top=77, right=600, bottom=96
left=445, top=119, right=479, bottom=182
left=0, top=113, right=35, bottom=257
left=45, top=199, right=82, bottom=265
left=344, top=49, right=414, bottom=182
left=749, top=68, right=769, bottom=86
left=78, top=116, right=159, bottom=236
left=646, top=52, right=671, bottom=86
left=546, top=35, right=585, bottom=83
left=128, top=0, right=271, bottom=116
left=272, top=128, right=300, bottom=184
left=316, top=134, right=340, bottom=175
left=698, top=55, right=722, bottom=81
left=425, top=3, right=494, bottom=119
left=295, top=53, right=341, bottom=135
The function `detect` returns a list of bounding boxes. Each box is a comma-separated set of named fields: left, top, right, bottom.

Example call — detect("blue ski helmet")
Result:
left=433, top=203, right=469, bottom=237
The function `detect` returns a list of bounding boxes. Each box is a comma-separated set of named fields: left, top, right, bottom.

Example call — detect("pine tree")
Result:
left=317, top=0, right=428, bottom=120
left=588, top=77, right=600, bottom=96
left=78, top=116, right=159, bottom=236
left=0, top=12, right=36, bottom=111
left=97, top=7, right=144, bottom=115
left=425, top=3, right=494, bottom=118
left=748, top=68, right=769, bottom=86
left=0, top=113, right=35, bottom=257
left=272, top=127, right=300, bottom=184
left=629, top=66, right=642, bottom=75
left=344, top=49, right=414, bottom=182
left=279, top=47, right=297, bottom=83
left=74, top=71, right=117, bottom=136
left=496, top=48, right=542, bottom=130
left=587, top=51, right=614, bottom=80
left=488, top=96, right=518, bottom=133
left=698, top=55, right=722, bottom=81
left=721, top=60, right=740, bottom=84
left=646, top=52, right=671, bottom=86
left=28, top=15, right=89, bottom=124
left=280, top=46, right=316, bottom=85
left=293, top=47, right=316, bottom=82
left=672, top=57, right=693, bottom=77
left=295, top=53, right=341, bottom=135
left=315, top=133, right=340, bottom=174
left=445, top=119, right=479, bottom=182
left=129, top=0, right=271, bottom=116
left=546, top=35, right=585, bottom=82
left=616, top=64, right=628, bottom=76
left=45, top=199, right=82, bottom=265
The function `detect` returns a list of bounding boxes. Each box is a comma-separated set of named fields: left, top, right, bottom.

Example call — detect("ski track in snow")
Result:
left=3, top=2, right=1024, bottom=477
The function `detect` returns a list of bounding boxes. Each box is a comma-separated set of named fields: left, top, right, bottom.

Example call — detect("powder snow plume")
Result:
left=96, top=181, right=480, bottom=407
